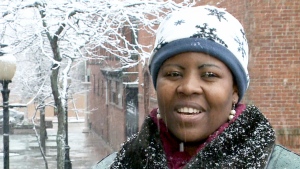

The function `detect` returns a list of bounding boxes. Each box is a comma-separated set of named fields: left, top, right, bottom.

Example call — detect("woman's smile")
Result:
left=173, top=108, right=206, bottom=125
left=174, top=104, right=206, bottom=123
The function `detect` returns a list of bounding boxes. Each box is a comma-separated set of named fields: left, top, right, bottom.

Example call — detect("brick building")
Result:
left=88, top=0, right=300, bottom=154
left=87, top=24, right=140, bottom=150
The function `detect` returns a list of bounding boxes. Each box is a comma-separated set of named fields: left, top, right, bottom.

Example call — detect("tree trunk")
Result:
left=51, top=67, right=65, bottom=169
left=46, top=19, right=65, bottom=168
left=56, top=104, right=65, bottom=169
left=40, top=105, right=46, bottom=155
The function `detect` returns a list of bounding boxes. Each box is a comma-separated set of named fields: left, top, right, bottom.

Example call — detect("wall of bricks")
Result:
left=241, top=0, right=300, bottom=154
left=246, top=1, right=300, bottom=127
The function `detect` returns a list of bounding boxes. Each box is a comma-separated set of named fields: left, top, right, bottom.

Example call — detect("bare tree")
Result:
left=0, top=0, right=194, bottom=168
left=14, top=46, right=52, bottom=168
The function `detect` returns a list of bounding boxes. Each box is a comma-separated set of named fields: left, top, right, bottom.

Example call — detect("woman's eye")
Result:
left=166, top=71, right=181, bottom=77
left=202, top=72, right=217, bottom=78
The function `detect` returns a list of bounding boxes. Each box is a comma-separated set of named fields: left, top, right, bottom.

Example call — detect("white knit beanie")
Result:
left=149, top=5, right=249, bottom=102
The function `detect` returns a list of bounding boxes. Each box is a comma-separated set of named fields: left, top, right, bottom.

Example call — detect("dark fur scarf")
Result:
left=110, top=105, right=276, bottom=169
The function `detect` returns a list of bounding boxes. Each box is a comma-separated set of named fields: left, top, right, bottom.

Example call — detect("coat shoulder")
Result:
left=267, top=144, right=300, bottom=169
left=92, top=152, right=117, bottom=169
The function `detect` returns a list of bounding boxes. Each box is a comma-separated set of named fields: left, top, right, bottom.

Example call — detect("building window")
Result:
left=101, top=80, right=104, bottom=96
left=109, top=80, right=122, bottom=107
left=93, top=74, right=96, bottom=94
left=106, top=80, right=109, bottom=105
left=111, top=81, right=118, bottom=105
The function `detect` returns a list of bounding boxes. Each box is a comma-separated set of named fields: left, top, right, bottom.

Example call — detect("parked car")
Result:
left=0, top=109, right=25, bottom=126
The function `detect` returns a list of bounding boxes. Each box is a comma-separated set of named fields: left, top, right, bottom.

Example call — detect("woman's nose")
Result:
left=176, top=75, right=203, bottom=96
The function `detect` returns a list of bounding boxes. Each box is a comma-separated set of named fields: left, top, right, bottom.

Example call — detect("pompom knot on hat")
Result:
left=148, top=5, right=249, bottom=102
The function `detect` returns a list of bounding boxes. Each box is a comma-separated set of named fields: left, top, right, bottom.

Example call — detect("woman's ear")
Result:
left=233, top=85, right=239, bottom=102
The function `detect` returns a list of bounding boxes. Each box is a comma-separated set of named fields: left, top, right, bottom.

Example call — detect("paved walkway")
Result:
left=0, top=120, right=114, bottom=169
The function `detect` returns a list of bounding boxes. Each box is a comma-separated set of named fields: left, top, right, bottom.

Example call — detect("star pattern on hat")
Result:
left=154, top=36, right=168, bottom=52
left=240, top=29, right=247, bottom=42
left=174, top=19, right=185, bottom=26
left=205, top=7, right=227, bottom=22
left=235, top=36, right=246, bottom=58
left=191, top=23, right=228, bottom=48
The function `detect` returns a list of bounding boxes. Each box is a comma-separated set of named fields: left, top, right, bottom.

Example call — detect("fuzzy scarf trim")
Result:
left=149, top=104, right=246, bottom=168
left=110, top=105, right=276, bottom=169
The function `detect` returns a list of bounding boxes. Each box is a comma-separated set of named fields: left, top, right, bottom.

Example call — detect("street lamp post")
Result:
left=1, top=80, right=12, bottom=169
left=0, top=44, right=17, bottom=169
left=65, top=77, right=72, bottom=169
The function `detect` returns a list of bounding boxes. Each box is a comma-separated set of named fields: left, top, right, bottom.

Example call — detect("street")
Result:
left=0, top=120, right=114, bottom=169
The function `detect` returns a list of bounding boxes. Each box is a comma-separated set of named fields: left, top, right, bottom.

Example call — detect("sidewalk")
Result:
left=0, top=120, right=114, bottom=169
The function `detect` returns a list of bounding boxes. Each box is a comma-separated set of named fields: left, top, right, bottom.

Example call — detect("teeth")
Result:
left=178, top=107, right=201, bottom=114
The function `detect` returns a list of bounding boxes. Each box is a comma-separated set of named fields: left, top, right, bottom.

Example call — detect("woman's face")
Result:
left=156, top=52, right=238, bottom=143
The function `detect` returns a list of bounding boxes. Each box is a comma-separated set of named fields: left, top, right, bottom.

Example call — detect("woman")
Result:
left=106, top=5, right=300, bottom=169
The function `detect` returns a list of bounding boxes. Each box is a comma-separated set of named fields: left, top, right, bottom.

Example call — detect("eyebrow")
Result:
left=162, top=63, right=183, bottom=69
left=198, top=63, right=221, bottom=69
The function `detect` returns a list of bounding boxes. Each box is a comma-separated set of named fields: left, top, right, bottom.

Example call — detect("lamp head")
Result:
left=0, top=44, right=17, bottom=81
